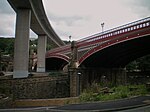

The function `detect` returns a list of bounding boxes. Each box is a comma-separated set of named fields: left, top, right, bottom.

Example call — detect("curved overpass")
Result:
left=7, top=0, right=65, bottom=46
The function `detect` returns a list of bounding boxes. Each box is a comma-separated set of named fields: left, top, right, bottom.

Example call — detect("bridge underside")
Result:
left=46, top=58, right=68, bottom=71
left=80, top=35, right=150, bottom=68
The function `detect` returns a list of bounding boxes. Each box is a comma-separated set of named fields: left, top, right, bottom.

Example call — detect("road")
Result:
left=0, top=106, right=150, bottom=112
left=0, top=96, right=150, bottom=112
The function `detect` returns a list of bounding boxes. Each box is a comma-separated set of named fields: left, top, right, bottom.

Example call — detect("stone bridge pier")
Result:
left=68, top=41, right=127, bottom=96
left=69, top=41, right=80, bottom=97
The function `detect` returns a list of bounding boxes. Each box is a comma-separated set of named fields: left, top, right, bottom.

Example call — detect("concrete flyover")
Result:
left=7, top=0, right=65, bottom=78
left=7, top=0, right=65, bottom=46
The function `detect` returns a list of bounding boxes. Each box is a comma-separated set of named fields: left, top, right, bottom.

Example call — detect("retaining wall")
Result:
left=0, top=75, right=69, bottom=100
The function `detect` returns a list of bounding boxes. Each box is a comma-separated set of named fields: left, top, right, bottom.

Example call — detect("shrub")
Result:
left=79, top=92, right=94, bottom=102
left=79, top=84, right=148, bottom=102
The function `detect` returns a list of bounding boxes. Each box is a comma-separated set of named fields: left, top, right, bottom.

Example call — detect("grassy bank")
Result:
left=79, top=84, right=149, bottom=102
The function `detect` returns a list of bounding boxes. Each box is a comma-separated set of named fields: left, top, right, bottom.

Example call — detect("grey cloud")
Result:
left=52, top=27, right=77, bottom=40
left=138, top=0, right=150, bottom=10
left=0, top=22, right=14, bottom=36
left=129, top=0, right=150, bottom=17
left=0, top=29, right=11, bottom=36
left=55, top=28, right=71, bottom=38
left=56, top=29, right=69, bottom=37
left=0, top=0, right=16, bottom=37
left=47, top=12, right=88, bottom=26
left=0, top=0, right=14, bottom=14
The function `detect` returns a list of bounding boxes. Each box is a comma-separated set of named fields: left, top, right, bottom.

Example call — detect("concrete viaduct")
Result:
left=7, top=0, right=65, bottom=78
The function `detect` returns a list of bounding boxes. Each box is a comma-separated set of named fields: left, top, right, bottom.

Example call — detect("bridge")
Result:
left=45, top=17, right=150, bottom=96
left=7, top=0, right=65, bottom=78
left=46, top=17, right=150, bottom=71
left=7, top=0, right=150, bottom=97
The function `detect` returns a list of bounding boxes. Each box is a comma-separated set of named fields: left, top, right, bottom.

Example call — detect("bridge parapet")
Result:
left=77, top=17, right=150, bottom=48
left=46, top=17, right=150, bottom=61
left=77, top=17, right=150, bottom=44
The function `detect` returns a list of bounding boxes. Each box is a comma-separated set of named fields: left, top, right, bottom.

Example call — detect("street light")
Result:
left=0, top=50, right=2, bottom=71
left=101, top=22, right=105, bottom=32
left=69, top=35, right=71, bottom=43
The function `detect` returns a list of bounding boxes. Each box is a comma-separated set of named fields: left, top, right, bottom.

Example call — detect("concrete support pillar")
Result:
left=37, top=35, right=47, bottom=72
left=13, top=9, right=31, bottom=78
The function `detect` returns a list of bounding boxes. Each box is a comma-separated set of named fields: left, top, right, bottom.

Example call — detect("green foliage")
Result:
left=46, top=44, right=52, bottom=51
left=79, top=84, right=148, bottom=102
left=0, top=37, right=57, bottom=56
left=128, top=85, right=148, bottom=96
left=137, top=55, right=150, bottom=71
left=0, top=84, right=12, bottom=96
left=30, top=39, right=37, bottom=53
left=0, top=38, right=14, bottom=55
left=126, top=61, right=138, bottom=71
left=79, top=92, right=95, bottom=102
left=126, top=54, right=150, bottom=72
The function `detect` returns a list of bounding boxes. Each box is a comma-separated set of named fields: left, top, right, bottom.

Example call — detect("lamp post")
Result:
left=0, top=50, right=1, bottom=71
left=29, top=42, right=37, bottom=71
left=101, top=22, right=105, bottom=32
left=69, top=35, right=71, bottom=43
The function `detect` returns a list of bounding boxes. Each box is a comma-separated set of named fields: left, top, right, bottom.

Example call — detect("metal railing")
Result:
left=77, top=17, right=150, bottom=43
left=47, top=17, right=150, bottom=55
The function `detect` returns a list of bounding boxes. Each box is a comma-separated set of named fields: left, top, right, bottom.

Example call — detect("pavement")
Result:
left=0, top=96, right=150, bottom=112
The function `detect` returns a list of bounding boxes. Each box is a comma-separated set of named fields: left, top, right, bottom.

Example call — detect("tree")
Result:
left=0, top=38, right=14, bottom=56
left=137, top=55, right=150, bottom=71
left=126, top=61, right=138, bottom=72
left=126, top=54, right=150, bottom=72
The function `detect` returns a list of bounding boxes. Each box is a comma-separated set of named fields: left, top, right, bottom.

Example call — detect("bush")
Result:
left=128, top=85, right=148, bottom=96
left=79, top=92, right=94, bottom=102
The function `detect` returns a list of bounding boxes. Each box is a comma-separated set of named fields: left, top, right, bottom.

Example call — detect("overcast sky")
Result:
left=0, top=0, right=150, bottom=41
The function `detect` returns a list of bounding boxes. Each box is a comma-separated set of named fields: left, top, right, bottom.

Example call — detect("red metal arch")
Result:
left=46, top=53, right=69, bottom=62
left=79, top=27, right=150, bottom=65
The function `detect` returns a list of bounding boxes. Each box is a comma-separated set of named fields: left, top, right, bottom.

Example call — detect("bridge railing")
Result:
left=46, top=44, right=71, bottom=56
left=46, top=17, right=150, bottom=55
left=77, top=17, right=150, bottom=47
left=77, top=17, right=150, bottom=43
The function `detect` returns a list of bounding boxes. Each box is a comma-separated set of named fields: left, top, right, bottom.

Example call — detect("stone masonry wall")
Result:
left=0, top=75, right=69, bottom=100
